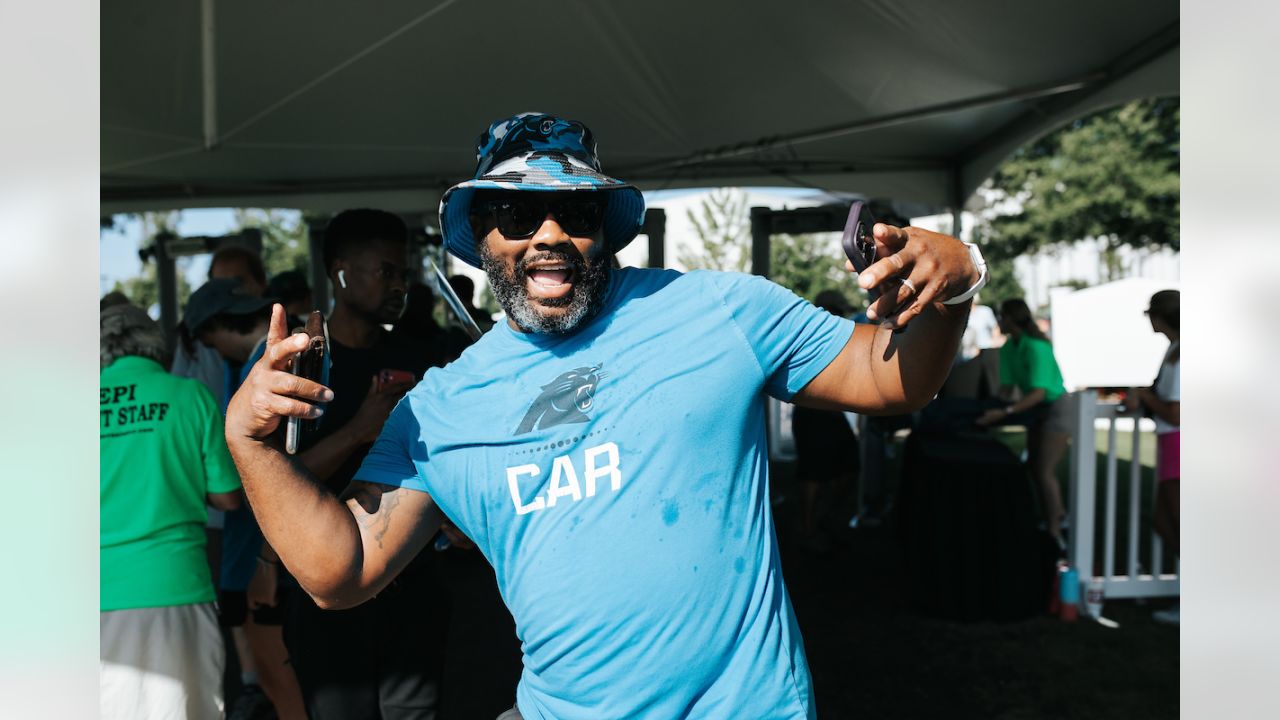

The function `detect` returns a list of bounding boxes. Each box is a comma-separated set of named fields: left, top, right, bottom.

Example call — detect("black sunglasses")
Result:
left=480, top=192, right=609, bottom=239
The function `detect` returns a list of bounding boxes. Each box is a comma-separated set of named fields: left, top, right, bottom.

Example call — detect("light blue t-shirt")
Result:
left=359, top=267, right=853, bottom=719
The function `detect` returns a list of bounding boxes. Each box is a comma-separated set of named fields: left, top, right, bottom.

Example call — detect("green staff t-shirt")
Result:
left=100, top=356, right=242, bottom=611
left=998, top=334, right=1066, bottom=403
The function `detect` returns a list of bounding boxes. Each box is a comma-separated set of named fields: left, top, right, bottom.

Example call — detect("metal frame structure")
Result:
left=139, top=228, right=263, bottom=350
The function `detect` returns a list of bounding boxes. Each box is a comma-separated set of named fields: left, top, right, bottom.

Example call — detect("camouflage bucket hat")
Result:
left=439, top=112, right=646, bottom=268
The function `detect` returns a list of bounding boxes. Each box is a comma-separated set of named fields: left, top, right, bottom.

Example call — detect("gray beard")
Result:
left=480, top=243, right=611, bottom=334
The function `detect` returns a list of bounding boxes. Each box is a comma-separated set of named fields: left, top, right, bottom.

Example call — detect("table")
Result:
left=896, top=430, right=1058, bottom=622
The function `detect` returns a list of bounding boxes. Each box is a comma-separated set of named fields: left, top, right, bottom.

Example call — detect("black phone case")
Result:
left=285, top=311, right=327, bottom=454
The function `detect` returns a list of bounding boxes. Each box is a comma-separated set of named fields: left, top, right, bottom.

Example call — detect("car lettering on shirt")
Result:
left=505, top=441, right=621, bottom=515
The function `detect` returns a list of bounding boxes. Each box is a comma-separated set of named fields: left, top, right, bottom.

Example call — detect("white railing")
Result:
left=1068, top=391, right=1179, bottom=598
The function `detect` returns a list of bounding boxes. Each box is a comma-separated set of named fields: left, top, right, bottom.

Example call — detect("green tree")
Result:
left=769, top=232, right=863, bottom=308
left=112, top=212, right=191, bottom=311
left=112, top=266, right=191, bottom=313
left=233, top=209, right=312, bottom=278
left=679, top=188, right=865, bottom=308
left=977, top=259, right=1024, bottom=308
left=678, top=188, right=750, bottom=272
left=975, top=97, right=1179, bottom=282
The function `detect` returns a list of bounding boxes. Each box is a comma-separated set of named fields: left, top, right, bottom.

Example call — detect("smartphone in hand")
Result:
left=285, top=311, right=328, bottom=455
left=842, top=200, right=881, bottom=301
left=841, top=201, right=907, bottom=331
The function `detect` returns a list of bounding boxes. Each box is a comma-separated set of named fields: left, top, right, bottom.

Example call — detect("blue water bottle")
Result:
left=1059, top=564, right=1080, bottom=621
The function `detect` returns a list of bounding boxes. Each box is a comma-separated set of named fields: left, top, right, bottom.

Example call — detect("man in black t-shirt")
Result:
left=261, top=209, right=453, bottom=720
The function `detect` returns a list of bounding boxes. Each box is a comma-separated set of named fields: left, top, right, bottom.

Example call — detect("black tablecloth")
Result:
left=896, top=431, right=1057, bottom=622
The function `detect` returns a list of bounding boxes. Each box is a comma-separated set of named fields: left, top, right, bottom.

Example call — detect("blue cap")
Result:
left=182, top=278, right=273, bottom=334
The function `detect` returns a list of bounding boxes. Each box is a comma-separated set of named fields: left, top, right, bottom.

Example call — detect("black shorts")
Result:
left=218, top=589, right=285, bottom=627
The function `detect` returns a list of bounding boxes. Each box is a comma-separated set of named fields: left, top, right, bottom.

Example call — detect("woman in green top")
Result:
left=977, top=298, right=1071, bottom=544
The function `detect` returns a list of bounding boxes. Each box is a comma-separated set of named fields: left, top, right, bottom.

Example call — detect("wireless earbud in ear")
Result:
left=338, top=270, right=347, bottom=289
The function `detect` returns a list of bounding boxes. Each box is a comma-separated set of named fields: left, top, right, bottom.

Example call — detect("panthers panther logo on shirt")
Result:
left=516, top=364, right=604, bottom=435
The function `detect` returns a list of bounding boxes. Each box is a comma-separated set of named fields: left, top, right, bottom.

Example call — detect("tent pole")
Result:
left=306, top=219, right=331, bottom=314
left=750, top=206, right=770, bottom=278
left=643, top=209, right=666, bottom=268
left=950, top=165, right=965, bottom=240
left=155, top=233, right=179, bottom=352
left=201, top=0, right=217, bottom=150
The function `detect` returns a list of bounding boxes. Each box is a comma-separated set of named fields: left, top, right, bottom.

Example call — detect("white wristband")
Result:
left=941, top=241, right=988, bottom=306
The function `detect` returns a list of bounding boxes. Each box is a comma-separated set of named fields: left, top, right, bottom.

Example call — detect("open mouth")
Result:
left=525, top=263, right=577, bottom=297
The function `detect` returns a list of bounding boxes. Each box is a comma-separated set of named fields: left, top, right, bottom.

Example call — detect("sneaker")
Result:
left=1152, top=605, right=1180, bottom=625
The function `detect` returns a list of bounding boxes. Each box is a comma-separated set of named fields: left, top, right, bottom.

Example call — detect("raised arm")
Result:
left=225, top=305, right=443, bottom=609
left=794, top=223, right=979, bottom=414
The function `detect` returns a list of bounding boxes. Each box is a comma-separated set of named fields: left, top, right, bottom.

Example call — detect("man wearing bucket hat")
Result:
left=227, top=112, right=988, bottom=719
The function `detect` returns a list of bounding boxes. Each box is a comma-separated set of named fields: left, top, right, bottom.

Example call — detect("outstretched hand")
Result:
left=848, top=223, right=979, bottom=328
left=225, top=304, right=334, bottom=444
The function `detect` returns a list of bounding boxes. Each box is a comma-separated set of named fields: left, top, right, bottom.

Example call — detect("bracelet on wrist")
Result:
left=942, top=242, right=988, bottom=306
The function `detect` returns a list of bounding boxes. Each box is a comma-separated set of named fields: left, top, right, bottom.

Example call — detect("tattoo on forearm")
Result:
left=340, top=481, right=402, bottom=549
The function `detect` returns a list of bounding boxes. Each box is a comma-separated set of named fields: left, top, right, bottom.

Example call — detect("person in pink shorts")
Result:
left=1125, top=289, right=1179, bottom=624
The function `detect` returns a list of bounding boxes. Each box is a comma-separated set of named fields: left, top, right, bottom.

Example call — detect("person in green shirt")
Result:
left=100, top=302, right=242, bottom=720
left=977, top=298, right=1071, bottom=545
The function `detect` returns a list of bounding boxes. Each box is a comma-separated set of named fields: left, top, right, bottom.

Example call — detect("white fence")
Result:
left=1068, top=391, right=1179, bottom=598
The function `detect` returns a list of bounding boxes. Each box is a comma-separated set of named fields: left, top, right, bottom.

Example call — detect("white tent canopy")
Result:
left=1049, top=278, right=1179, bottom=390
left=102, top=0, right=1179, bottom=216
